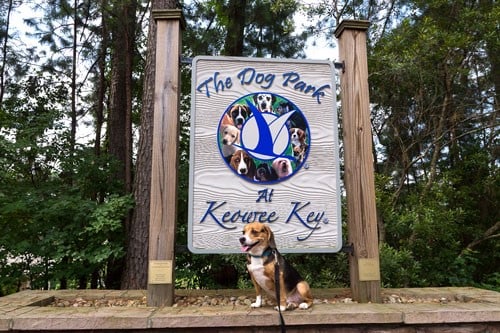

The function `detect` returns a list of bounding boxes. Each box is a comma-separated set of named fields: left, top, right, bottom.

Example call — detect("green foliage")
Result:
left=184, top=0, right=307, bottom=58
left=83, top=195, right=134, bottom=264
left=1, top=0, right=498, bottom=294
left=380, top=243, right=419, bottom=288
left=0, top=72, right=133, bottom=292
left=367, top=0, right=499, bottom=290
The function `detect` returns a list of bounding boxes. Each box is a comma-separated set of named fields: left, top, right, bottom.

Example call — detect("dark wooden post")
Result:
left=335, top=20, right=381, bottom=303
left=147, top=9, right=183, bottom=307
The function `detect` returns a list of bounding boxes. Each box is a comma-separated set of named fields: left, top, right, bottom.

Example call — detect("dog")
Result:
left=230, top=150, right=256, bottom=179
left=276, top=101, right=294, bottom=116
left=253, top=93, right=275, bottom=112
left=220, top=125, right=240, bottom=159
left=239, top=222, right=313, bottom=311
left=289, top=128, right=306, bottom=148
left=277, top=102, right=307, bottom=130
left=293, top=144, right=308, bottom=165
left=254, top=163, right=278, bottom=182
left=220, top=112, right=235, bottom=128
left=228, top=104, right=251, bottom=129
left=272, top=158, right=293, bottom=179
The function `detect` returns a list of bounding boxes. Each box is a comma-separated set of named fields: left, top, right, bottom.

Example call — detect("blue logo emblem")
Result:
left=218, top=93, right=310, bottom=184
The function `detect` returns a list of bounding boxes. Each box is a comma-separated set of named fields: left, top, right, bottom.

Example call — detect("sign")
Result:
left=148, top=260, right=173, bottom=284
left=188, top=56, right=341, bottom=253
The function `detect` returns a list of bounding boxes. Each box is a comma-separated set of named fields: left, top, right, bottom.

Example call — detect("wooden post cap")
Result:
left=334, top=20, right=370, bottom=38
left=152, top=9, right=186, bottom=29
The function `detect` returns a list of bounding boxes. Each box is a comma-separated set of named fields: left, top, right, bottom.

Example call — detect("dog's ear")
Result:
left=265, top=225, right=277, bottom=249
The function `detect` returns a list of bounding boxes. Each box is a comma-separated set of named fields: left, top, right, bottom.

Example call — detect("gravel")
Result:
left=49, top=294, right=461, bottom=308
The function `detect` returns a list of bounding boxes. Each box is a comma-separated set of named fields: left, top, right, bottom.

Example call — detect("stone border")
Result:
left=1, top=288, right=499, bottom=331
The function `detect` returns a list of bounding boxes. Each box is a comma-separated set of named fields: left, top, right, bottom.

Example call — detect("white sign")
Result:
left=188, top=56, right=341, bottom=253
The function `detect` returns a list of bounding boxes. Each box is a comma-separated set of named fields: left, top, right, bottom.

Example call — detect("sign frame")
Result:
left=188, top=56, right=342, bottom=254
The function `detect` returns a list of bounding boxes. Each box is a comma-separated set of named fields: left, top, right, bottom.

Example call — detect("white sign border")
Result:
left=188, top=56, right=342, bottom=254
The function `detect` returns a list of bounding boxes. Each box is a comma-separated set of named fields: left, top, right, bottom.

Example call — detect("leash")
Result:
left=273, top=250, right=286, bottom=333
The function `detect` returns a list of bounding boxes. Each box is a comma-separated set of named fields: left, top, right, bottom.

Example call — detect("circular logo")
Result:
left=218, top=93, right=310, bottom=184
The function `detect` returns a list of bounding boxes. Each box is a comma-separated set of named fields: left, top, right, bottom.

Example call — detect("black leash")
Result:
left=273, top=250, right=286, bottom=333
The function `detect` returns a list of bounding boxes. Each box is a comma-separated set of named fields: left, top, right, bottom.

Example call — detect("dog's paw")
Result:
left=274, top=305, right=287, bottom=312
left=250, top=295, right=262, bottom=308
left=298, top=302, right=310, bottom=310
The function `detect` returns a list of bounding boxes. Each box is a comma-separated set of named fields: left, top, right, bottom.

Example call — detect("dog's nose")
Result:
left=239, top=237, right=246, bottom=244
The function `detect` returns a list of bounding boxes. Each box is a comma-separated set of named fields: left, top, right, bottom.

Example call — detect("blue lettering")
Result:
left=307, top=211, right=325, bottom=223
left=297, top=219, right=323, bottom=241
left=196, top=77, right=213, bottom=97
left=286, top=201, right=310, bottom=227
left=237, top=67, right=275, bottom=89
left=312, top=84, right=330, bottom=104
left=282, top=72, right=331, bottom=104
left=200, top=201, right=279, bottom=228
left=256, top=188, right=274, bottom=203
left=200, top=201, right=236, bottom=230
left=237, top=68, right=256, bottom=85
left=282, top=71, right=300, bottom=86
left=196, top=72, right=232, bottom=98
left=286, top=201, right=326, bottom=241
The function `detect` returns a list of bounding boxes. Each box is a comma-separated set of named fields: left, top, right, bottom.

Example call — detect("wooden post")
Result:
left=334, top=20, right=381, bottom=303
left=147, top=9, right=184, bottom=307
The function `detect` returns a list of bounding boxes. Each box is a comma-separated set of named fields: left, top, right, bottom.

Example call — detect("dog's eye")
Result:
left=251, top=229, right=258, bottom=235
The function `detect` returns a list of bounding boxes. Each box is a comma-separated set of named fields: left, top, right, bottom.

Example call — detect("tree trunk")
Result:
left=95, top=0, right=108, bottom=160
left=0, top=0, right=13, bottom=104
left=107, top=0, right=137, bottom=289
left=121, top=0, right=177, bottom=290
left=222, top=0, right=246, bottom=56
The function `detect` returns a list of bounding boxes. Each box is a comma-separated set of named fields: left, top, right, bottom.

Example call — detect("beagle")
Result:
left=253, top=93, right=275, bottom=112
left=230, top=150, right=256, bottom=179
left=220, top=125, right=240, bottom=159
left=239, top=222, right=313, bottom=311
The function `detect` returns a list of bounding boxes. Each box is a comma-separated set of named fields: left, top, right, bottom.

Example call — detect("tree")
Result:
left=0, top=0, right=139, bottom=292
left=0, top=0, right=14, bottom=104
left=368, top=0, right=499, bottom=287
left=121, top=0, right=179, bottom=290
left=104, top=0, right=138, bottom=289
left=304, top=0, right=499, bottom=288
left=1, top=0, right=497, bottom=293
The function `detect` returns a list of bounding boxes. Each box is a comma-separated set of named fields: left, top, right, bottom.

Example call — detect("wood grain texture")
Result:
left=147, top=13, right=182, bottom=307
left=335, top=20, right=381, bottom=303
left=189, top=57, right=342, bottom=253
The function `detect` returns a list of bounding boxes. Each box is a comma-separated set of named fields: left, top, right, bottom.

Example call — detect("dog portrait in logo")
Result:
left=218, top=93, right=310, bottom=184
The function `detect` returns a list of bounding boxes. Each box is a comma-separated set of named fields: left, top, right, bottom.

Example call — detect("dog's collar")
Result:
left=249, top=247, right=274, bottom=258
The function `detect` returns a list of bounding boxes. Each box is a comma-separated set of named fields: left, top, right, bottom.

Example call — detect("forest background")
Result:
left=0, top=0, right=498, bottom=296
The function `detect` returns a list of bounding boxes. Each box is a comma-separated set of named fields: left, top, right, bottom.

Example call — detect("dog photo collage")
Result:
left=218, top=92, right=310, bottom=184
